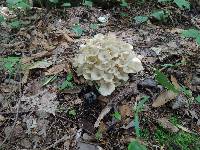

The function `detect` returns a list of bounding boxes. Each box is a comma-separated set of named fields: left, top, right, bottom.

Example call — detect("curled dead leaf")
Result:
left=152, top=90, right=178, bottom=107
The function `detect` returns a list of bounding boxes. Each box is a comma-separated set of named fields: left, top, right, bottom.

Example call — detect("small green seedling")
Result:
left=72, top=24, right=84, bottom=37
left=59, top=72, right=74, bottom=90
left=113, top=111, right=121, bottom=121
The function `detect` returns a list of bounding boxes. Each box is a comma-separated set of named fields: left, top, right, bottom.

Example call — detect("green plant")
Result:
left=150, top=10, right=170, bottom=22
left=82, top=0, right=93, bottom=7
left=0, top=15, right=5, bottom=24
left=0, top=57, right=21, bottom=74
left=134, top=96, right=149, bottom=137
left=134, top=10, right=170, bottom=24
left=196, top=95, right=200, bottom=103
left=128, top=140, right=147, bottom=150
left=59, top=72, right=74, bottom=90
left=113, top=111, right=121, bottom=121
left=155, top=69, right=178, bottom=93
left=181, top=29, right=200, bottom=45
left=6, top=0, right=31, bottom=9
left=127, top=96, right=149, bottom=150
left=72, top=24, right=84, bottom=37
left=155, top=126, right=200, bottom=150
left=158, top=0, right=190, bottom=9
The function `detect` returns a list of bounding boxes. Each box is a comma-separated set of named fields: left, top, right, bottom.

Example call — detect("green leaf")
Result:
left=72, top=24, right=83, bottom=37
left=113, top=111, right=121, bottom=121
left=83, top=0, right=93, bottom=7
left=15, top=1, right=31, bottom=9
left=134, top=16, right=148, bottom=24
left=155, top=69, right=178, bottom=93
left=6, top=0, right=22, bottom=5
left=181, top=29, right=200, bottom=38
left=195, top=36, right=200, bottom=45
left=66, top=72, right=73, bottom=81
left=9, top=20, right=21, bottom=29
left=150, top=10, right=169, bottom=22
left=61, top=2, right=71, bottom=7
left=196, top=95, right=200, bottom=103
left=68, top=109, right=76, bottom=116
left=174, top=0, right=190, bottom=9
left=49, top=0, right=59, bottom=3
left=120, top=0, right=128, bottom=7
left=134, top=113, right=140, bottom=137
left=0, top=15, right=5, bottom=23
left=136, top=96, right=149, bottom=112
left=1, top=57, right=20, bottom=73
left=59, top=80, right=73, bottom=90
left=180, top=86, right=192, bottom=97
left=128, top=140, right=147, bottom=150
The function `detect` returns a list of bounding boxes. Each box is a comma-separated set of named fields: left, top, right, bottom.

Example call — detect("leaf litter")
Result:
left=0, top=2, right=200, bottom=150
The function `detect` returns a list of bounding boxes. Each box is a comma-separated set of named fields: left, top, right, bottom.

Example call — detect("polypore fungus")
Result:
left=73, top=33, right=143, bottom=96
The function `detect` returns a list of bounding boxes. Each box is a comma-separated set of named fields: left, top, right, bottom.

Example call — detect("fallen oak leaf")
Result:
left=152, top=90, right=178, bottom=107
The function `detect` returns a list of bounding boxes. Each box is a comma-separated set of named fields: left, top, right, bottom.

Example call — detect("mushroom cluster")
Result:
left=73, top=33, right=143, bottom=96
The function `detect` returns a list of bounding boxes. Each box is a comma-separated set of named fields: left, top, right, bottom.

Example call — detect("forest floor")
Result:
left=0, top=1, right=200, bottom=150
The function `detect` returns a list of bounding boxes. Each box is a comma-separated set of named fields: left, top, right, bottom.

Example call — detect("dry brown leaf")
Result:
left=119, top=104, right=132, bottom=118
left=157, top=117, right=179, bottom=133
left=45, top=64, right=66, bottom=76
left=152, top=90, right=177, bottom=107
left=171, top=75, right=180, bottom=89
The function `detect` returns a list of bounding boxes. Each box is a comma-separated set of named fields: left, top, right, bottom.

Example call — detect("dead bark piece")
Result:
left=157, top=117, right=179, bottom=133
left=94, top=82, right=138, bottom=128
left=152, top=90, right=178, bottom=107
